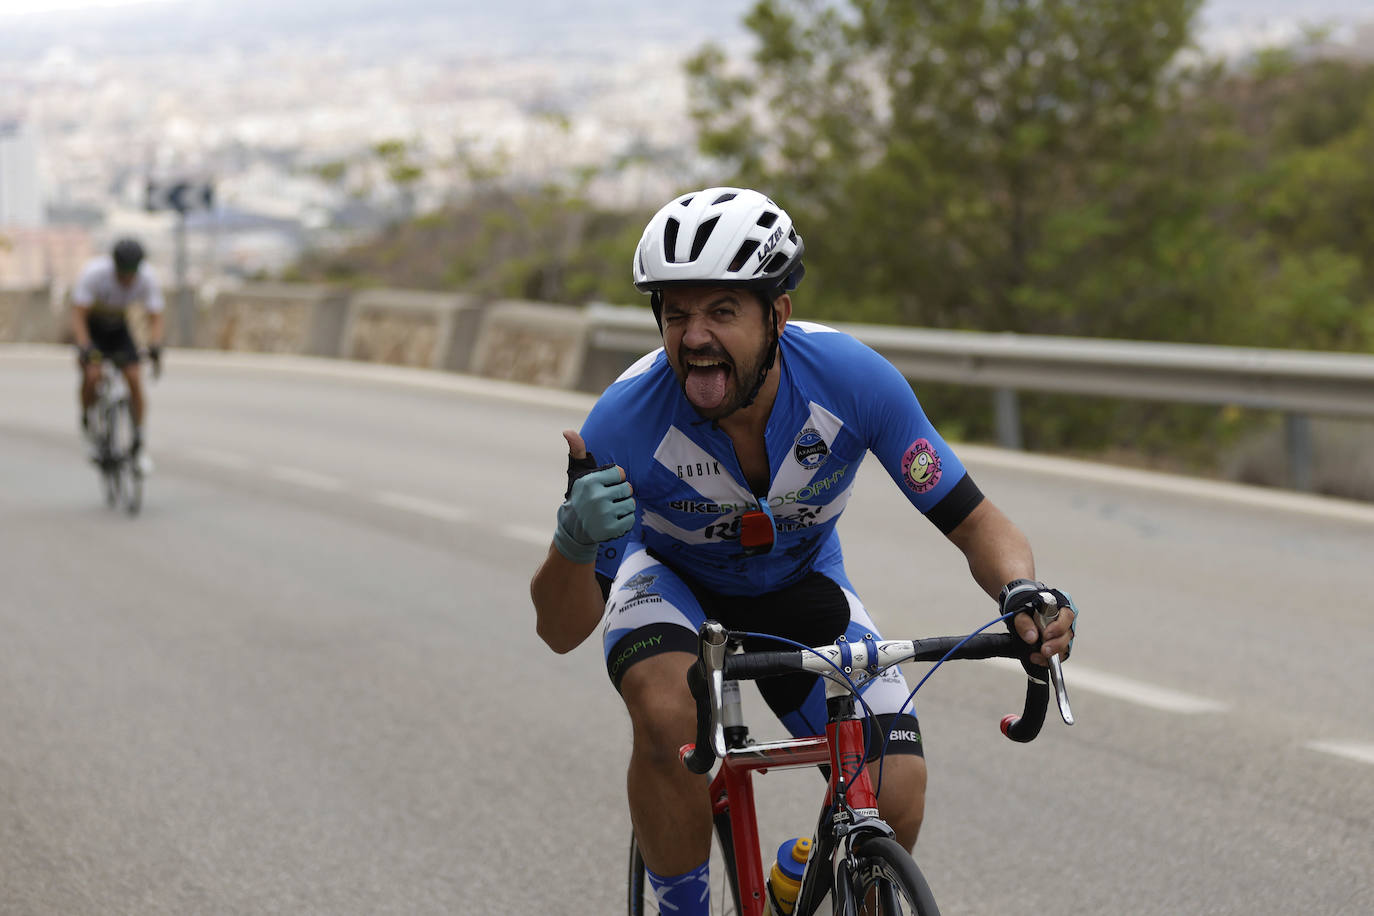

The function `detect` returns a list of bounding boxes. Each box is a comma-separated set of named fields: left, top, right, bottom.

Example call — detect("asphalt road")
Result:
left=2, top=347, right=1371, bottom=915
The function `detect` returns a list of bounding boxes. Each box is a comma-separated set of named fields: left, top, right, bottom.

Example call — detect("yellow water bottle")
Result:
left=767, top=836, right=811, bottom=915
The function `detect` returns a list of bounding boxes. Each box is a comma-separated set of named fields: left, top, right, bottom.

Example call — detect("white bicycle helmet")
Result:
left=633, top=187, right=805, bottom=307
left=634, top=188, right=805, bottom=415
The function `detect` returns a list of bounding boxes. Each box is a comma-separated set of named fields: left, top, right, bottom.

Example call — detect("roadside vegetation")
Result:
left=284, top=0, right=1374, bottom=496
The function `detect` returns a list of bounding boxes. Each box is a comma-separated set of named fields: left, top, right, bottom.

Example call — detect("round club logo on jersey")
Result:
left=793, top=427, right=830, bottom=470
left=901, top=438, right=942, bottom=494
left=623, top=572, right=659, bottom=599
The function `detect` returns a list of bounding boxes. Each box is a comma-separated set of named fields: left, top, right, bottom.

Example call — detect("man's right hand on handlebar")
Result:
left=551, top=429, right=635, bottom=564
left=999, top=578, right=1078, bottom=667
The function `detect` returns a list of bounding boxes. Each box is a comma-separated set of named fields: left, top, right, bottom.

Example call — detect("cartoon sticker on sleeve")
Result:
left=901, top=438, right=942, bottom=494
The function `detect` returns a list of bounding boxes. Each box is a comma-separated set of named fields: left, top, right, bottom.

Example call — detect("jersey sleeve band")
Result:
left=924, top=472, right=984, bottom=535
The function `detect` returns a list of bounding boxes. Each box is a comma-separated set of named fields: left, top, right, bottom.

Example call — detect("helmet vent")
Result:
left=663, top=218, right=681, bottom=263
left=689, top=216, right=719, bottom=262
left=728, top=239, right=760, bottom=272
left=712, top=191, right=738, bottom=205
left=762, top=252, right=789, bottom=275
left=756, top=211, right=778, bottom=229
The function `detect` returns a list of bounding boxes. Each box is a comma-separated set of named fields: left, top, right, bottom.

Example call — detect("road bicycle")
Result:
left=87, top=351, right=145, bottom=516
left=628, top=601, right=1075, bottom=915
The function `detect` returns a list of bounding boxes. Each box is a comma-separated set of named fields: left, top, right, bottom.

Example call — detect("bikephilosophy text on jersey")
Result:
left=580, top=321, right=984, bottom=595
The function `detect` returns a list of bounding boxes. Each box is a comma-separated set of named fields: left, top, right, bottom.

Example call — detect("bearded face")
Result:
left=661, top=288, right=777, bottom=422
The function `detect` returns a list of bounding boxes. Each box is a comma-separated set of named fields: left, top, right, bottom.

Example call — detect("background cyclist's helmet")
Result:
left=633, top=187, right=805, bottom=327
left=112, top=238, right=145, bottom=274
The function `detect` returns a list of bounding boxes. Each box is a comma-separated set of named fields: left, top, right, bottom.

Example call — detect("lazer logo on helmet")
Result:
left=756, top=225, right=785, bottom=266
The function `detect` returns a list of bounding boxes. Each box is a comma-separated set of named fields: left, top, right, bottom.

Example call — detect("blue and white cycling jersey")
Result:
left=580, top=320, right=984, bottom=595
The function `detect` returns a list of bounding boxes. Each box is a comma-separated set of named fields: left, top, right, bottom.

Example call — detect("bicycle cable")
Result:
left=869, top=610, right=1019, bottom=799
left=735, top=629, right=883, bottom=789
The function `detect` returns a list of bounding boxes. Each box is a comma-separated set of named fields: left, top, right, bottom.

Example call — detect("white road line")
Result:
left=1304, top=740, right=1374, bottom=767
left=498, top=524, right=552, bottom=547
left=179, top=446, right=256, bottom=471
left=983, top=657, right=1230, bottom=714
left=268, top=465, right=345, bottom=491
left=371, top=490, right=471, bottom=522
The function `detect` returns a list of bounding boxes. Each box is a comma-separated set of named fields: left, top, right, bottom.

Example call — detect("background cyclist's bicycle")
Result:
left=86, top=350, right=145, bottom=516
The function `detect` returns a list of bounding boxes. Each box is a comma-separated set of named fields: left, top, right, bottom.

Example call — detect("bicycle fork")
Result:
left=791, top=675, right=895, bottom=916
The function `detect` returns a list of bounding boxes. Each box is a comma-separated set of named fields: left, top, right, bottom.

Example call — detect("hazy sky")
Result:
left=0, top=0, right=160, bottom=13
left=1, top=0, right=1371, bottom=23
left=0, top=0, right=1369, bottom=49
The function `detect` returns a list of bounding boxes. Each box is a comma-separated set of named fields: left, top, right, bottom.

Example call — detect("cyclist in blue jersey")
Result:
left=529, top=188, right=1077, bottom=915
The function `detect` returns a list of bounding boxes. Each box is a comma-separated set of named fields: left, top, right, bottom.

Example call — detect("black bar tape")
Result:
left=906, top=633, right=1017, bottom=663
left=683, top=661, right=717, bottom=775
left=1003, top=676, right=1050, bottom=743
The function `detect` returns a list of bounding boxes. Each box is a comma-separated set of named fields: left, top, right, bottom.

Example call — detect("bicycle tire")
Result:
left=842, top=835, right=940, bottom=916
left=628, top=824, right=740, bottom=916
left=98, top=397, right=123, bottom=509
left=102, top=462, right=120, bottom=507
left=100, top=436, right=120, bottom=509
left=121, top=398, right=143, bottom=517
left=123, top=459, right=143, bottom=516
left=90, top=401, right=114, bottom=507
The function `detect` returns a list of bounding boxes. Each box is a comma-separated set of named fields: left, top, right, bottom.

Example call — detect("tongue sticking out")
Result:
left=685, top=366, right=729, bottom=410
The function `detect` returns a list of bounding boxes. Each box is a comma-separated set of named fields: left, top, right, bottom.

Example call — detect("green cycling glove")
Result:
left=553, top=466, right=636, bottom=563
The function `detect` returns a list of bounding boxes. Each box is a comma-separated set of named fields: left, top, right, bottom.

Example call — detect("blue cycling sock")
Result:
left=645, top=859, right=709, bottom=915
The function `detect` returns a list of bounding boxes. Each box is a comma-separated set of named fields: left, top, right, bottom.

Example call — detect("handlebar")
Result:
left=682, top=620, right=1067, bottom=775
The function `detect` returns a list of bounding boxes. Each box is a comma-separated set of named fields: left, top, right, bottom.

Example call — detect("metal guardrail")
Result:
left=584, top=304, right=1374, bottom=491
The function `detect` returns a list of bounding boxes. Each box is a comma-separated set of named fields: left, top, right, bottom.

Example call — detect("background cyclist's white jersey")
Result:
left=71, top=257, right=165, bottom=315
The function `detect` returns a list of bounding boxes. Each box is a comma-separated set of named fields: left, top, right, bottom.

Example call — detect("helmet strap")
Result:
left=735, top=290, right=780, bottom=413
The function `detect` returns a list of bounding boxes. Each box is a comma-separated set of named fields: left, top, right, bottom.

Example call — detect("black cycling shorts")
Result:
left=85, top=314, right=139, bottom=368
left=602, top=554, right=924, bottom=758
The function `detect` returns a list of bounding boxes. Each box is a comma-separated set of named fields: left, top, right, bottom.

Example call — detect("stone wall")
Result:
left=341, top=288, right=480, bottom=371
left=0, top=286, right=59, bottom=343
left=468, top=299, right=587, bottom=389
left=199, top=283, right=331, bottom=354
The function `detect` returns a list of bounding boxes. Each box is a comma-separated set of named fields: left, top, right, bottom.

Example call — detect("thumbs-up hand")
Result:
left=553, top=429, right=635, bottom=563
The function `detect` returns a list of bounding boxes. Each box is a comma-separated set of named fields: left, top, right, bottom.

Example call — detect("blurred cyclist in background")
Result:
left=71, top=237, right=165, bottom=473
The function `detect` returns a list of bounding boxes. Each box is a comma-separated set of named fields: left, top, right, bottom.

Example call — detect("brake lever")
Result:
left=1034, top=591, right=1075, bottom=726
left=701, top=621, right=730, bottom=759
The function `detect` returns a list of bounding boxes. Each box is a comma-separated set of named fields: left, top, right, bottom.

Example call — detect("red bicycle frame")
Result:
left=686, top=715, right=880, bottom=916
left=662, top=619, right=1061, bottom=916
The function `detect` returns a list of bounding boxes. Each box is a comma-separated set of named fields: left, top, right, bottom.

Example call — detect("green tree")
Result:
left=1226, top=55, right=1374, bottom=352
left=689, top=0, right=1204, bottom=332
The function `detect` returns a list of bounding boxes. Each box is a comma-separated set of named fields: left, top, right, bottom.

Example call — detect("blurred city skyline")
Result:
left=3, top=0, right=1371, bottom=38
left=2, top=0, right=1372, bottom=289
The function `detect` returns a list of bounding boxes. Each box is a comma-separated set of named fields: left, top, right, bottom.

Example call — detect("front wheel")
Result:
left=122, top=458, right=143, bottom=516
left=101, top=461, right=120, bottom=507
left=841, top=835, right=940, bottom=916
